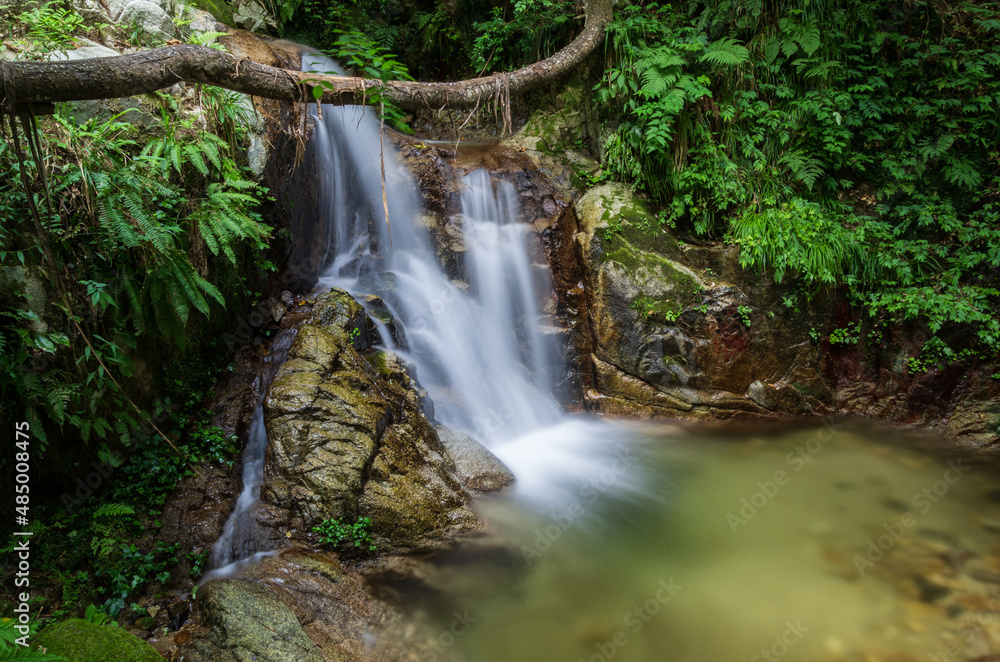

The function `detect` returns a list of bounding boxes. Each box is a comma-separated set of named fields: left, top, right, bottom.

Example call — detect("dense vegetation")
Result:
left=593, top=0, right=1000, bottom=365
left=0, top=0, right=271, bottom=631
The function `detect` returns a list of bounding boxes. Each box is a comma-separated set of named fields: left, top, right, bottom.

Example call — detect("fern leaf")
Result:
left=93, top=503, right=135, bottom=518
left=185, top=145, right=209, bottom=176
left=700, top=38, right=750, bottom=66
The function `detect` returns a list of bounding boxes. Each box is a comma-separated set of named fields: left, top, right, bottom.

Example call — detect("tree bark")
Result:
left=0, top=0, right=611, bottom=111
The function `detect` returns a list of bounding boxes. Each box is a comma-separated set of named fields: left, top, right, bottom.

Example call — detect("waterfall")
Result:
left=304, top=53, right=623, bottom=508
left=208, top=53, right=625, bottom=576
left=206, top=327, right=296, bottom=572
left=306, top=54, right=562, bottom=442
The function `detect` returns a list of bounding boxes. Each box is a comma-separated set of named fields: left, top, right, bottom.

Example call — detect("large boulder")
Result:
left=34, top=618, right=163, bottom=662
left=569, top=182, right=1000, bottom=442
left=116, top=0, right=177, bottom=40
left=263, top=289, right=481, bottom=548
left=190, top=578, right=324, bottom=662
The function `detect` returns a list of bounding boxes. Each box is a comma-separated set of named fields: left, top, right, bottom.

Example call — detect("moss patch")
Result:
left=607, top=238, right=703, bottom=323
left=521, top=84, right=585, bottom=155
left=34, top=619, right=163, bottom=662
left=600, top=193, right=682, bottom=260
left=186, top=0, right=234, bottom=25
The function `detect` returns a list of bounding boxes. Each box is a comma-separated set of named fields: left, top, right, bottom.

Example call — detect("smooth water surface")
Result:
left=378, top=422, right=1000, bottom=662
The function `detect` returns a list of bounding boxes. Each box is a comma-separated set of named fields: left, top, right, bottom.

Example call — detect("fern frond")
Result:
left=93, top=503, right=135, bottom=518
left=700, top=38, right=750, bottom=66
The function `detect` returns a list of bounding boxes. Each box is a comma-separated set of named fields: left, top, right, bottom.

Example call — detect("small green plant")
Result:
left=312, top=516, right=376, bottom=554
left=906, top=336, right=976, bottom=374
left=187, top=421, right=238, bottom=467
left=94, top=542, right=180, bottom=616
left=808, top=328, right=821, bottom=343
left=186, top=551, right=210, bottom=579
left=737, top=305, right=752, bottom=328
left=603, top=214, right=624, bottom=240
left=828, top=323, right=860, bottom=345
left=630, top=296, right=681, bottom=324
left=20, top=0, right=86, bottom=51
left=83, top=604, right=113, bottom=626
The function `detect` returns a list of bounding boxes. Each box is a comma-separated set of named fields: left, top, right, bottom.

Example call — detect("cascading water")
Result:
left=205, top=327, right=296, bottom=575
left=303, top=53, right=625, bottom=507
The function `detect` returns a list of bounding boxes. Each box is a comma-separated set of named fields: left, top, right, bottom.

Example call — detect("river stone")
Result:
left=34, top=618, right=163, bottom=662
left=184, top=6, right=220, bottom=33
left=196, top=579, right=323, bottom=662
left=47, top=43, right=120, bottom=61
left=436, top=425, right=515, bottom=492
left=117, top=0, right=176, bottom=40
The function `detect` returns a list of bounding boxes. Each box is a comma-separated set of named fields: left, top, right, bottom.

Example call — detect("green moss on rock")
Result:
left=606, top=238, right=703, bottom=321
left=186, top=0, right=234, bottom=25
left=34, top=619, right=163, bottom=662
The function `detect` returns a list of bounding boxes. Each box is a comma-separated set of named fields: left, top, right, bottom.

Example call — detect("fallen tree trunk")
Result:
left=0, top=0, right=611, bottom=110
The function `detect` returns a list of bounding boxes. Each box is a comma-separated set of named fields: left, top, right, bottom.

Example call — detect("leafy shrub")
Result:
left=312, top=516, right=376, bottom=554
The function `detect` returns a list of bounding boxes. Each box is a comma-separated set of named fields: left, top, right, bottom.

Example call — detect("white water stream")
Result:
left=303, top=53, right=629, bottom=508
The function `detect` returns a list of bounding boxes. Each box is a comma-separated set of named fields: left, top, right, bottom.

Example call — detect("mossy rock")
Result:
left=34, top=618, right=162, bottom=662
left=186, top=0, right=234, bottom=25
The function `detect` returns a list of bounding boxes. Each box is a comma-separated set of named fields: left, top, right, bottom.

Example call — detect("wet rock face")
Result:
left=569, top=183, right=1000, bottom=442
left=263, top=288, right=480, bottom=548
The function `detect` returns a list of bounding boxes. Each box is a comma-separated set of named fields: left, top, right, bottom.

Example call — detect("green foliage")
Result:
left=630, top=296, right=681, bottom=324
left=186, top=421, right=238, bottom=466
left=0, top=92, right=269, bottom=451
left=312, top=516, right=376, bottom=554
left=828, top=323, right=859, bottom=345
left=594, top=0, right=1000, bottom=359
left=472, top=0, right=575, bottom=73
left=737, top=305, right=752, bottom=328
left=186, top=551, right=210, bottom=579
left=19, top=1, right=86, bottom=52
left=729, top=198, right=867, bottom=286
left=82, top=605, right=112, bottom=627
left=302, top=27, right=415, bottom=132
left=0, top=619, right=65, bottom=660
left=92, top=542, right=180, bottom=616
